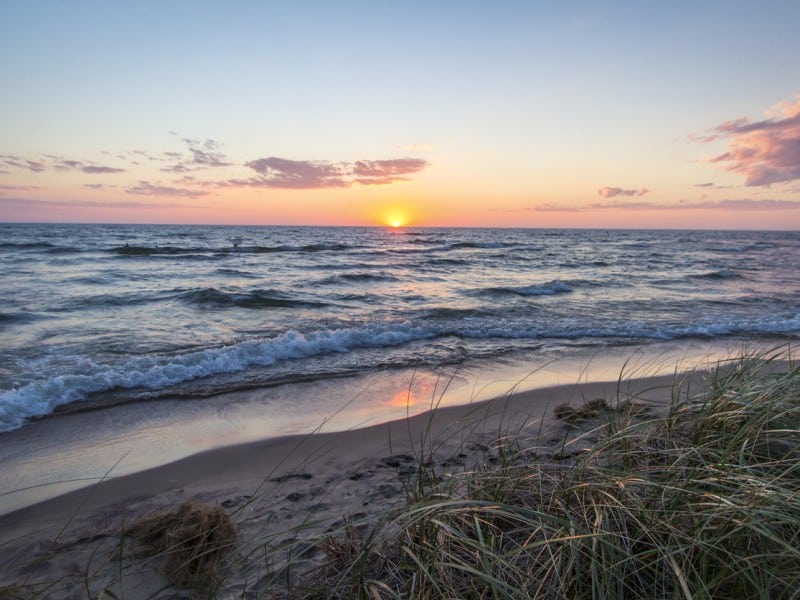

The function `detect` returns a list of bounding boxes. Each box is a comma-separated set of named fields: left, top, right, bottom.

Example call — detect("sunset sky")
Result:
left=1, top=1, right=799, bottom=229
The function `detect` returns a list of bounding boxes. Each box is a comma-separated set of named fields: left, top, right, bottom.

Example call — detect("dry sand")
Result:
left=0, top=371, right=695, bottom=598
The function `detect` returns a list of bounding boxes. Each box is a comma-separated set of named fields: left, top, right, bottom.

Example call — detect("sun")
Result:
left=378, top=205, right=414, bottom=228
left=384, top=210, right=407, bottom=228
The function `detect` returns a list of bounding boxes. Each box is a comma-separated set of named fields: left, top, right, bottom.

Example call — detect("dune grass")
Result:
left=285, top=350, right=800, bottom=599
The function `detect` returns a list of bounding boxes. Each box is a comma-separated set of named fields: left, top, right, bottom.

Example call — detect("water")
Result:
left=1, top=223, right=799, bottom=433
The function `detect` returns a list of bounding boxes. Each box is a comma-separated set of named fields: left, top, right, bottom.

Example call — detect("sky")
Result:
left=1, top=1, right=799, bottom=229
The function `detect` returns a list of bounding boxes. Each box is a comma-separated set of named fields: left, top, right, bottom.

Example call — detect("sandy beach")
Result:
left=0, top=368, right=692, bottom=598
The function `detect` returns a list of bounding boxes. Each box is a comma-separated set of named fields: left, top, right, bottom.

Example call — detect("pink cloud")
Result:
left=588, top=198, right=800, bottom=211
left=519, top=198, right=800, bottom=212
left=353, top=158, right=428, bottom=177
left=597, top=186, right=650, bottom=198
left=244, top=157, right=350, bottom=189
left=700, top=95, right=800, bottom=186
left=240, top=156, right=429, bottom=189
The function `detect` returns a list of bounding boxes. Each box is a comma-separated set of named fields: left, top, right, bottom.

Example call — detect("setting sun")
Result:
left=382, top=208, right=409, bottom=228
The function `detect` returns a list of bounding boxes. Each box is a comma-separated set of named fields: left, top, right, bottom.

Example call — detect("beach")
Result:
left=0, top=361, right=706, bottom=598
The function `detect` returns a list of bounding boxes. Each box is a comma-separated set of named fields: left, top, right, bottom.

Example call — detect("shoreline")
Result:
left=0, top=338, right=781, bottom=517
left=0, top=367, right=703, bottom=596
left=0, top=371, right=686, bottom=521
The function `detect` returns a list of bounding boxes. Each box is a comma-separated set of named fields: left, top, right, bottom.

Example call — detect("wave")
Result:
left=111, top=245, right=218, bottom=260
left=428, top=257, right=471, bottom=266
left=56, top=291, right=174, bottom=310
left=391, top=241, right=520, bottom=254
left=0, top=311, right=45, bottom=327
left=3, top=311, right=800, bottom=431
left=112, top=245, right=200, bottom=256
left=418, top=307, right=495, bottom=320
left=112, top=243, right=361, bottom=256
left=215, top=268, right=261, bottom=279
left=248, top=243, right=360, bottom=254
left=689, top=269, right=742, bottom=280
left=705, top=241, right=777, bottom=253
left=177, top=287, right=329, bottom=309
left=475, top=280, right=574, bottom=297
left=0, top=241, right=58, bottom=251
left=0, top=241, right=79, bottom=254
left=318, top=272, right=398, bottom=284
left=445, top=241, right=512, bottom=250
left=0, top=323, right=437, bottom=432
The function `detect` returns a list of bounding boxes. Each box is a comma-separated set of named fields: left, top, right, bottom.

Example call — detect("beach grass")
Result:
left=279, top=349, right=800, bottom=599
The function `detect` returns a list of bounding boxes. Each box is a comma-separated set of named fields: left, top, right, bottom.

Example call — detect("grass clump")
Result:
left=125, top=500, right=236, bottom=590
left=300, top=352, right=800, bottom=599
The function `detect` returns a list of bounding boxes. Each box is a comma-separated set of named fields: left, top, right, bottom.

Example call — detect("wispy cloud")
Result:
left=516, top=198, right=800, bottom=212
left=160, top=136, right=232, bottom=173
left=0, top=197, right=198, bottom=209
left=80, top=165, right=126, bottom=174
left=697, top=95, right=800, bottom=186
left=125, top=181, right=210, bottom=198
left=527, top=204, right=585, bottom=213
left=1, top=154, right=126, bottom=174
left=588, top=198, right=800, bottom=211
left=0, top=184, right=44, bottom=193
left=597, top=186, right=650, bottom=198
left=1, top=156, right=47, bottom=172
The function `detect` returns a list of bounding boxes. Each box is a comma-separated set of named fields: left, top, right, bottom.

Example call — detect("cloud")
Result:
left=81, top=165, right=126, bottom=174
left=188, top=139, right=231, bottom=167
left=0, top=184, right=44, bottom=192
left=699, top=95, right=800, bottom=186
left=597, top=186, right=650, bottom=198
left=161, top=137, right=232, bottom=172
left=0, top=197, right=198, bottom=209
left=530, top=204, right=586, bottom=212
left=0, top=155, right=44, bottom=172
left=240, top=156, right=429, bottom=189
left=2, top=155, right=126, bottom=174
left=589, top=198, right=800, bottom=211
left=244, top=157, right=349, bottom=189
left=352, top=158, right=428, bottom=185
left=125, top=181, right=210, bottom=198
left=498, top=197, right=800, bottom=213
